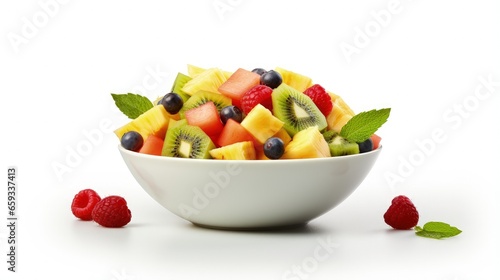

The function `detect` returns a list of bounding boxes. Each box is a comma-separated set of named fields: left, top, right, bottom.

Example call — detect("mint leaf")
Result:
left=415, top=222, right=462, bottom=239
left=340, top=108, right=390, bottom=143
left=111, top=93, right=154, bottom=119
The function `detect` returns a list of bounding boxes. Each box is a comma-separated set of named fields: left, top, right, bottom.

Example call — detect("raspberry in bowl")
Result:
left=113, top=65, right=388, bottom=229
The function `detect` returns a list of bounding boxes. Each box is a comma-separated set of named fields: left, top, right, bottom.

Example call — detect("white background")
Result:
left=1, top=0, right=499, bottom=279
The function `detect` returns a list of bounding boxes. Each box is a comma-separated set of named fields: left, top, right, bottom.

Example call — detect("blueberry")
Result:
left=251, top=68, right=267, bottom=76
left=160, top=92, right=183, bottom=114
left=358, top=138, right=373, bottom=153
left=121, top=131, right=143, bottom=152
left=220, top=105, right=243, bottom=124
left=263, top=137, right=285, bottom=159
left=260, top=70, right=282, bottom=89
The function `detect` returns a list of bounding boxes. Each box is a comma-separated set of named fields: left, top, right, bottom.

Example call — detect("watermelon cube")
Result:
left=139, top=135, right=164, bottom=156
left=371, top=134, right=382, bottom=150
left=185, top=102, right=224, bottom=137
left=218, top=68, right=260, bottom=108
left=217, top=119, right=257, bottom=147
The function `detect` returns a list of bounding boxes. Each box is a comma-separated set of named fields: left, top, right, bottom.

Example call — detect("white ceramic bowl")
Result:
left=118, top=145, right=382, bottom=230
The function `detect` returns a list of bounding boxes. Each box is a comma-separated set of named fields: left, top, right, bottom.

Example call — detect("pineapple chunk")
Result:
left=328, top=91, right=355, bottom=116
left=182, top=68, right=228, bottom=96
left=326, top=91, right=356, bottom=132
left=114, top=105, right=171, bottom=140
left=282, top=126, right=330, bottom=159
left=272, top=128, right=292, bottom=146
left=326, top=102, right=354, bottom=133
left=209, top=141, right=256, bottom=160
left=256, top=148, right=269, bottom=160
left=241, top=104, right=284, bottom=144
left=275, top=67, right=313, bottom=92
left=187, top=65, right=233, bottom=80
left=187, top=64, right=206, bottom=78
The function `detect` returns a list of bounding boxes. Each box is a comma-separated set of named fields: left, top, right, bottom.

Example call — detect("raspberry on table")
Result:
left=71, top=189, right=102, bottom=221
left=383, top=195, right=419, bottom=230
left=303, top=84, right=333, bottom=116
left=92, top=195, right=131, bottom=228
left=241, top=85, right=273, bottom=115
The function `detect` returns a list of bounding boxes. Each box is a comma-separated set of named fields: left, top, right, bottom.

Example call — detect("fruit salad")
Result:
left=112, top=65, right=390, bottom=160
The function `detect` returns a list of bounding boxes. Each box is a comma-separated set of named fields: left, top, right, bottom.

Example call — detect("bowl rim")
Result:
left=118, top=145, right=382, bottom=165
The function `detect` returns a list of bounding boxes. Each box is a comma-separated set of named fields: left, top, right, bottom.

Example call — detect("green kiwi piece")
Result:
left=162, top=124, right=215, bottom=159
left=169, top=119, right=187, bottom=129
left=171, top=72, right=192, bottom=102
left=322, top=130, right=337, bottom=143
left=272, top=83, right=327, bottom=136
left=179, top=90, right=232, bottom=118
left=322, top=130, right=359, bottom=157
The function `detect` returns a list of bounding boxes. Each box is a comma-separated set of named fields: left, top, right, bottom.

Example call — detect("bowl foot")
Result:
left=191, top=222, right=309, bottom=232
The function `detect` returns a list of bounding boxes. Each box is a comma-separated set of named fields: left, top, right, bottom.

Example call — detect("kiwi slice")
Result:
left=322, top=130, right=337, bottom=143
left=171, top=72, right=192, bottom=102
left=179, top=90, right=232, bottom=118
left=162, top=124, right=215, bottom=159
left=322, top=130, right=359, bottom=157
left=272, top=84, right=327, bottom=136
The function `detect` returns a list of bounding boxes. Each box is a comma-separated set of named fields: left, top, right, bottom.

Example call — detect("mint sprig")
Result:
left=340, top=108, right=390, bottom=143
left=415, top=222, right=462, bottom=239
left=111, top=93, right=154, bottom=119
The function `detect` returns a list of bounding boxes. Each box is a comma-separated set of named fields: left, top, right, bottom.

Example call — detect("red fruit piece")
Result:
left=303, top=84, right=333, bottom=116
left=371, top=134, right=382, bottom=150
left=241, top=85, right=273, bottom=115
left=92, top=196, right=132, bottom=228
left=218, top=68, right=261, bottom=108
left=71, top=189, right=101, bottom=221
left=383, top=195, right=419, bottom=230
left=139, top=135, right=164, bottom=156
left=217, top=119, right=257, bottom=147
left=185, top=101, right=224, bottom=137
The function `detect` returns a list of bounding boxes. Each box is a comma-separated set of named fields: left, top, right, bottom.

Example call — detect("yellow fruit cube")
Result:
left=328, top=91, right=355, bottom=116
left=187, top=65, right=233, bottom=80
left=275, top=67, right=313, bottom=92
left=114, top=105, right=171, bottom=140
left=181, top=68, right=228, bottom=96
left=282, top=126, right=330, bottom=159
left=209, top=141, right=256, bottom=160
left=272, top=128, right=292, bottom=146
left=241, top=104, right=284, bottom=144
left=326, top=102, right=354, bottom=133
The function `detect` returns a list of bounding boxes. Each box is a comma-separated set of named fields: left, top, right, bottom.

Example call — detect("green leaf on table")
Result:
left=415, top=221, right=462, bottom=239
left=340, top=108, right=391, bottom=143
left=111, top=93, right=154, bottom=119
